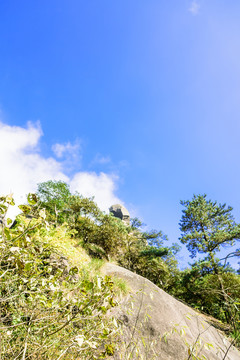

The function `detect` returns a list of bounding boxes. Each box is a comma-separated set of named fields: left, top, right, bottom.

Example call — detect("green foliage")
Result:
left=0, top=194, right=119, bottom=359
left=140, top=247, right=168, bottom=259
left=179, top=194, right=240, bottom=259
left=37, top=180, right=71, bottom=224
left=36, top=182, right=175, bottom=277
left=178, top=194, right=240, bottom=345
left=68, top=193, right=102, bottom=219
left=118, top=220, right=180, bottom=292
left=130, top=217, right=145, bottom=230
left=68, top=196, right=128, bottom=258
left=22, top=182, right=240, bottom=352
left=37, top=181, right=129, bottom=259
left=174, top=262, right=238, bottom=316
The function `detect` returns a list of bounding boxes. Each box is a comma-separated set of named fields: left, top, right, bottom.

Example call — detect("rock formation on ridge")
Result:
left=109, top=204, right=130, bottom=225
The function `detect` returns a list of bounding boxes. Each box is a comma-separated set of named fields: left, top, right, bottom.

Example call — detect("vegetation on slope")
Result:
left=1, top=181, right=240, bottom=358
left=0, top=194, right=118, bottom=359
left=37, top=182, right=240, bottom=344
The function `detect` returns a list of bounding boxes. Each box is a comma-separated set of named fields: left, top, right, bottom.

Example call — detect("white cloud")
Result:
left=189, top=1, right=200, bottom=15
left=52, top=141, right=80, bottom=159
left=70, top=172, right=120, bottom=212
left=0, top=122, right=67, bottom=201
left=0, top=121, right=122, bottom=216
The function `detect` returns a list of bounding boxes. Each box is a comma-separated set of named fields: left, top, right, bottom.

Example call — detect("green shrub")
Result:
left=0, top=194, right=119, bottom=359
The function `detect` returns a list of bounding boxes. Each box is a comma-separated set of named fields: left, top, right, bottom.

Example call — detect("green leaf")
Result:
left=84, top=281, right=94, bottom=291
left=109, top=297, right=116, bottom=307
left=6, top=194, right=15, bottom=205
left=69, top=266, right=78, bottom=275
left=17, top=259, right=25, bottom=272
left=0, top=204, right=7, bottom=214
left=27, top=193, right=38, bottom=205
left=105, top=344, right=115, bottom=356
left=100, top=306, right=107, bottom=314
left=18, top=205, right=31, bottom=214
left=4, top=227, right=11, bottom=240
left=24, top=262, right=33, bottom=272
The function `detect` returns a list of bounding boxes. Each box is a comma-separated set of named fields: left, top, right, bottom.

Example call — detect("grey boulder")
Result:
left=102, top=263, right=240, bottom=360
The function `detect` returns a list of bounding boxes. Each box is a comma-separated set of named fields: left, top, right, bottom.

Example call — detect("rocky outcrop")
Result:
left=102, top=263, right=240, bottom=360
left=109, top=204, right=130, bottom=225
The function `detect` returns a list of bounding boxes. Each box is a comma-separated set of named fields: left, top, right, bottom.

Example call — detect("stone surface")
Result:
left=102, top=263, right=240, bottom=360
left=109, top=204, right=130, bottom=225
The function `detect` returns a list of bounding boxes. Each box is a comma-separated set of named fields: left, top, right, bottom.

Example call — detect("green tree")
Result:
left=179, top=194, right=240, bottom=329
left=36, top=181, right=128, bottom=259
left=179, top=194, right=240, bottom=265
left=37, top=180, right=71, bottom=224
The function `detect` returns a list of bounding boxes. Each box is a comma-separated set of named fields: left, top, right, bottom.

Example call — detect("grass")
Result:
left=112, top=276, right=130, bottom=295
left=41, top=225, right=130, bottom=296
left=43, top=225, right=91, bottom=268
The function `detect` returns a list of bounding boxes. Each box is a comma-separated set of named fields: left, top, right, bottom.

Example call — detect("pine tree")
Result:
left=179, top=194, right=240, bottom=324
left=179, top=194, right=240, bottom=262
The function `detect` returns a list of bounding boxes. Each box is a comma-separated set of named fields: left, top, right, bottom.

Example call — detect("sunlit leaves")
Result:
left=18, top=205, right=31, bottom=214
left=27, top=193, right=38, bottom=205
left=0, top=194, right=119, bottom=359
left=0, top=203, right=7, bottom=214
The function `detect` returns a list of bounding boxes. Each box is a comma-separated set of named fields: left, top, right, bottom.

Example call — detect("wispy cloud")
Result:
left=188, top=1, right=200, bottom=15
left=52, top=141, right=81, bottom=159
left=52, top=140, right=82, bottom=173
left=90, top=153, right=111, bottom=166
left=0, top=121, right=122, bottom=214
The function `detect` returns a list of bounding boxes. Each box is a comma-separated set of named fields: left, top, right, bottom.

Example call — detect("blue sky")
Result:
left=1, top=1, right=240, bottom=267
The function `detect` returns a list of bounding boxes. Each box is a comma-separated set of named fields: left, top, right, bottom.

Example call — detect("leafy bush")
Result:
left=0, top=194, right=119, bottom=359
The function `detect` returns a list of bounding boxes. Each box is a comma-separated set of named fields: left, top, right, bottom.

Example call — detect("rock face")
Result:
left=102, top=263, right=240, bottom=360
left=109, top=204, right=130, bottom=225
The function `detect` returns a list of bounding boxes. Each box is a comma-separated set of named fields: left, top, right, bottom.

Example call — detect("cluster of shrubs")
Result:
left=1, top=180, right=240, bottom=358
